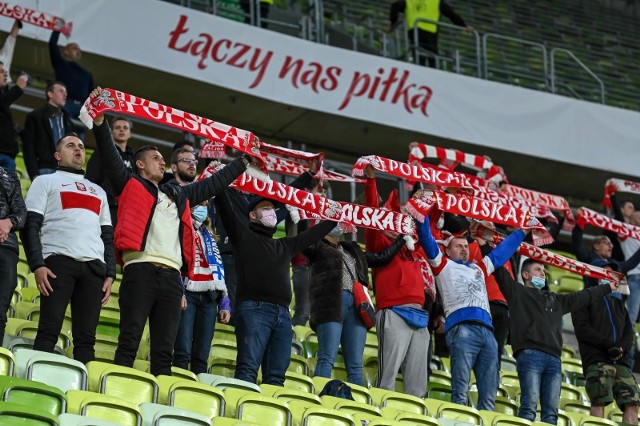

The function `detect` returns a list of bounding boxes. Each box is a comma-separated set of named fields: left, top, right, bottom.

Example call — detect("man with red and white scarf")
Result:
left=364, top=166, right=430, bottom=398
left=417, top=212, right=527, bottom=410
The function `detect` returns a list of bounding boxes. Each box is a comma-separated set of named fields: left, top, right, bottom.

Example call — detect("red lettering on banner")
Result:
left=168, top=14, right=273, bottom=88
left=278, top=56, right=342, bottom=93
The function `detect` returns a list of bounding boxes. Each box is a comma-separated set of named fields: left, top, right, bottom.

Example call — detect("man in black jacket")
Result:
left=0, top=66, right=27, bottom=171
left=572, top=259, right=640, bottom=424
left=494, top=258, right=617, bottom=425
left=85, top=116, right=135, bottom=225
left=215, top=189, right=334, bottom=385
left=22, top=82, right=74, bottom=180
left=0, top=166, right=26, bottom=343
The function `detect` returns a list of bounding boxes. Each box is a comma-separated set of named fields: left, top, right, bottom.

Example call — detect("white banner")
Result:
left=7, top=0, right=640, bottom=176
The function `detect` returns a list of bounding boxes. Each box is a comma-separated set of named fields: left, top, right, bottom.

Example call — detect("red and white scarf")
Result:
left=603, top=178, right=640, bottom=209
left=472, top=223, right=624, bottom=283
left=202, top=162, right=417, bottom=236
left=502, top=184, right=574, bottom=230
left=472, top=184, right=557, bottom=222
left=79, top=88, right=268, bottom=174
left=408, top=142, right=507, bottom=184
left=405, top=190, right=554, bottom=246
left=353, top=155, right=473, bottom=189
left=0, top=3, right=72, bottom=37
left=576, top=207, right=640, bottom=241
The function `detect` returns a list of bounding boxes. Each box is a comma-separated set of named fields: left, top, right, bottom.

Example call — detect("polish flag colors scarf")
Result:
left=471, top=222, right=624, bottom=283
left=603, top=178, right=640, bottom=209
left=352, top=155, right=473, bottom=189
left=80, top=88, right=268, bottom=174
left=472, top=184, right=557, bottom=222
left=201, top=162, right=417, bottom=236
left=405, top=190, right=554, bottom=246
left=502, top=184, right=575, bottom=229
left=576, top=207, right=640, bottom=241
left=0, top=4, right=73, bottom=37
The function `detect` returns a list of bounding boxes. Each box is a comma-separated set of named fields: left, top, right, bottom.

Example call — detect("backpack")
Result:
left=318, top=379, right=354, bottom=401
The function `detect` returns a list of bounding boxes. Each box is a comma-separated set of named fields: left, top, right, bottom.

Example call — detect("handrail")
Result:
left=482, top=33, right=548, bottom=83
left=550, top=47, right=605, bottom=104
left=411, top=17, right=481, bottom=76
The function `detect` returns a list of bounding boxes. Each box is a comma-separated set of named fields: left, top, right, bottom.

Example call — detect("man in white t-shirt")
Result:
left=22, top=133, right=115, bottom=363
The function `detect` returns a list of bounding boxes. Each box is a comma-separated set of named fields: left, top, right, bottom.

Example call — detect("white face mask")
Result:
left=436, top=216, right=445, bottom=229
left=258, top=209, right=277, bottom=228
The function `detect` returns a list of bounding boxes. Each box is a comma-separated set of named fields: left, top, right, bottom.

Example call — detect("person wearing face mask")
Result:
left=572, top=259, right=640, bottom=425
left=304, top=223, right=407, bottom=385
left=492, top=258, right=618, bottom=425
left=214, top=191, right=335, bottom=385
left=172, top=201, right=231, bottom=374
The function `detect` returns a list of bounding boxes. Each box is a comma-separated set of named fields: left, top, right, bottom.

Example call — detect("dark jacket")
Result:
left=572, top=224, right=640, bottom=288
left=92, top=121, right=246, bottom=276
left=495, top=266, right=612, bottom=358
left=215, top=189, right=335, bottom=308
left=305, top=237, right=406, bottom=330
left=21, top=104, right=74, bottom=179
left=49, top=32, right=94, bottom=102
left=0, top=84, right=23, bottom=158
left=572, top=293, right=634, bottom=370
left=85, top=143, right=135, bottom=209
left=389, top=0, right=466, bottom=31
left=0, top=167, right=26, bottom=253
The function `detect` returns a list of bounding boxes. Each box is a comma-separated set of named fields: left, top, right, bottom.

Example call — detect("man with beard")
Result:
left=169, top=149, right=197, bottom=185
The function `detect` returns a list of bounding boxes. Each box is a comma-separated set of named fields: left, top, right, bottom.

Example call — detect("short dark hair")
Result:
left=111, top=116, right=133, bottom=130
left=55, top=132, right=81, bottom=152
left=172, top=140, right=194, bottom=152
left=621, top=200, right=635, bottom=209
left=134, top=145, right=160, bottom=164
left=45, top=81, right=66, bottom=100
left=170, top=148, right=195, bottom=165
left=521, top=258, right=543, bottom=276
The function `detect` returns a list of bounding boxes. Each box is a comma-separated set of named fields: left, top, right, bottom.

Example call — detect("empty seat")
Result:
left=0, top=375, right=66, bottom=416
left=0, top=347, right=15, bottom=376
left=157, top=375, right=226, bottom=421
left=236, top=393, right=292, bottom=426
left=260, top=383, right=322, bottom=407
left=298, top=405, right=356, bottom=426
left=197, top=373, right=261, bottom=392
left=59, top=413, right=121, bottom=425
left=140, top=402, right=211, bottom=426
left=369, top=387, right=428, bottom=415
left=320, top=395, right=382, bottom=421
left=284, top=371, right=315, bottom=394
left=0, top=401, right=59, bottom=425
left=15, top=348, right=88, bottom=392
left=171, top=366, right=198, bottom=382
left=66, top=390, right=142, bottom=426
left=87, top=361, right=159, bottom=404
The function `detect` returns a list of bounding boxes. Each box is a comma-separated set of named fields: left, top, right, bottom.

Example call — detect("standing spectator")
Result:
left=21, top=134, right=115, bottom=363
left=89, top=88, right=249, bottom=376
left=0, top=20, right=21, bottom=84
left=22, top=82, right=73, bottom=180
left=388, top=0, right=472, bottom=67
left=0, top=166, right=26, bottom=344
left=169, top=148, right=197, bottom=185
left=417, top=215, right=527, bottom=410
left=363, top=167, right=430, bottom=398
left=86, top=117, right=134, bottom=226
left=214, top=189, right=334, bottom=385
left=48, top=29, right=94, bottom=122
left=493, top=258, right=616, bottom=424
left=572, top=259, right=640, bottom=425
left=305, top=225, right=406, bottom=386
left=0, top=68, right=27, bottom=171
left=160, top=141, right=196, bottom=185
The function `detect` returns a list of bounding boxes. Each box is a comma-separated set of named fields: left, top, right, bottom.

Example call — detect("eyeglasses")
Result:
left=176, top=158, right=198, bottom=165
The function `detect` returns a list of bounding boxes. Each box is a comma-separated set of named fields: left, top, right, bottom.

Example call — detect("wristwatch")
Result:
left=8, top=217, right=18, bottom=230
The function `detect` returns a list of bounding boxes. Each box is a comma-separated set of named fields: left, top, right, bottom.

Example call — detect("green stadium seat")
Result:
left=171, top=366, right=198, bottom=382
left=0, top=375, right=66, bottom=415
left=15, top=348, right=88, bottom=392
left=197, top=373, right=261, bottom=392
left=261, top=383, right=322, bottom=406
left=0, top=401, right=59, bottom=425
left=284, top=370, right=315, bottom=393
left=87, top=361, right=159, bottom=404
left=369, top=386, right=428, bottom=415
left=312, top=376, right=372, bottom=404
left=157, top=375, right=225, bottom=421
left=59, top=413, right=121, bottom=425
left=0, top=347, right=15, bottom=376
left=236, top=393, right=292, bottom=426
left=140, top=402, right=211, bottom=425
left=66, top=390, right=142, bottom=426
left=297, top=405, right=356, bottom=426
left=320, top=394, right=382, bottom=421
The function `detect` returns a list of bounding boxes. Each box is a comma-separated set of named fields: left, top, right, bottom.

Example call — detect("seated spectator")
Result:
left=21, top=134, right=115, bottom=363
left=417, top=214, right=526, bottom=410
left=0, top=67, right=27, bottom=171
left=494, top=258, right=617, bottom=425
left=572, top=259, right=639, bottom=425
left=22, top=82, right=73, bottom=180
left=0, top=165, right=26, bottom=344
left=214, top=189, right=334, bottom=385
left=305, top=224, right=406, bottom=386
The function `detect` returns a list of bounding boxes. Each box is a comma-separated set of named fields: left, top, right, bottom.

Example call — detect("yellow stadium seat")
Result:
left=87, top=361, right=158, bottom=405
left=0, top=347, right=15, bottom=376
left=320, top=394, right=382, bottom=421
left=284, top=370, right=315, bottom=393
left=312, top=376, right=372, bottom=404
left=369, top=387, right=428, bottom=415
left=157, top=375, right=225, bottom=421
left=66, top=390, right=142, bottom=426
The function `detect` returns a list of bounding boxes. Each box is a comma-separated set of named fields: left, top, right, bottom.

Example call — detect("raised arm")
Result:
left=290, top=220, right=335, bottom=254
left=483, top=229, right=526, bottom=275
left=21, top=112, right=40, bottom=180
left=610, top=194, right=625, bottom=222
left=440, top=0, right=467, bottom=26
left=618, top=245, right=640, bottom=274
left=92, top=120, right=131, bottom=196
left=48, top=31, right=63, bottom=69
left=365, top=235, right=406, bottom=267
left=213, top=188, right=248, bottom=243
left=182, top=156, right=247, bottom=206
left=493, top=266, right=516, bottom=302
left=560, top=283, right=611, bottom=314
left=571, top=222, right=593, bottom=263
left=85, top=150, right=104, bottom=186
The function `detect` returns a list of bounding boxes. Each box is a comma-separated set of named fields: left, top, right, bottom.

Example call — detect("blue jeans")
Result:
left=0, top=154, right=15, bottom=171
left=234, top=300, right=292, bottom=385
left=516, top=349, right=562, bottom=424
left=446, top=322, right=498, bottom=410
left=314, top=290, right=367, bottom=386
left=291, top=265, right=310, bottom=326
left=173, top=290, right=218, bottom=374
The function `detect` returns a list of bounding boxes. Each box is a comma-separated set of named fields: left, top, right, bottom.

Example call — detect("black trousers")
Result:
left=114, top=263, right=183, bottom=376
left=408, top=28, right=439, bottom=67
left=0, top=247, right=18, bottom=343
left=34, top=255, right=104, bottom=364
left=490, top=301, right=510, bottom=358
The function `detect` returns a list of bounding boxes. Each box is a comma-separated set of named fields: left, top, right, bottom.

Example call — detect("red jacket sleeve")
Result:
left=364, top=177, right=389, bottom=252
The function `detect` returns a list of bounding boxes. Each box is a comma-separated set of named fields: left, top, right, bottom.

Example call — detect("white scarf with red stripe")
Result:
left=576, top=207, right=640, bottom=241
left=0, top=4, right=72, bottom=37
left=603, top=178, right=640, bottom=209
left=501, top=184, right=575, bottom=230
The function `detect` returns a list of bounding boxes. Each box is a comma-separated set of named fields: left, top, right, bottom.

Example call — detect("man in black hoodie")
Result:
left=572, top=259, right=640, bottom=425
left=215, top=190, right=334, bottom=385
left=494, top=258, right=617, bottom=425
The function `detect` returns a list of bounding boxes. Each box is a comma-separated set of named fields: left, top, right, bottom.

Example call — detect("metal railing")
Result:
left=482, top=33, right=548, bottom=87
left=550, top=48, right=606, bottom=104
